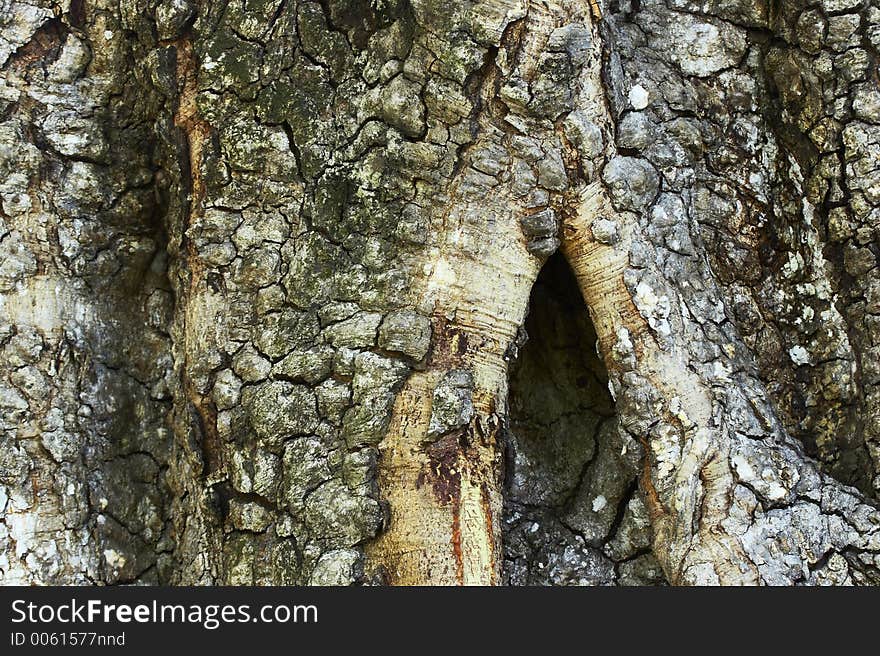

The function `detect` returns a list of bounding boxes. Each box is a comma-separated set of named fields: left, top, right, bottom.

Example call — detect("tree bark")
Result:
left=1, top=0, right=879, bottom=586
left=0, top=0, right=174, bottom=583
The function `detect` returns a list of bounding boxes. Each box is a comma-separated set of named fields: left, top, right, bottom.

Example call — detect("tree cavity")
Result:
left=503, top=253, right=665, bottom=586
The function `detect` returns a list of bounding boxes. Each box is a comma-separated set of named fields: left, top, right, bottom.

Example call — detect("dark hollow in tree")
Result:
left=504, top=253, right=666, bottom=585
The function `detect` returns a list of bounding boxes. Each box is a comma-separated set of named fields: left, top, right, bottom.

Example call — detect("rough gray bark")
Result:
left=1, top=0, right=879, bottom=585
left=0, top=1, right=174, bottom=583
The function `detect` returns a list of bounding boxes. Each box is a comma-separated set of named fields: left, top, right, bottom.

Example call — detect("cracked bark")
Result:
left=2, top=0, right=880, bottom=586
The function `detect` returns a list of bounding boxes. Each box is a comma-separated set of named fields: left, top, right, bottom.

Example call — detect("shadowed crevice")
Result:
left=503, top=253, right=666, bottom=586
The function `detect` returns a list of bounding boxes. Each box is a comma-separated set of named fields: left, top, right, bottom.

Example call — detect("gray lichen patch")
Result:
left=426, top=370, right=475, bottom=440
left=378, top=308, right=432, bottom=360
left=243, top=381, right=319, bottom=448
left=274, top=346, right=335, bottom=384
left=602, top=156, right=660, bottom=213
left=520, top=208, right=560, bottom=258
left=656, top=14, right=747, bottom=77
left=342, top=353, right=409, bottom=448
left=310, top=548, right=363, bottom=585
left=304, top=479, right=383, bottom=547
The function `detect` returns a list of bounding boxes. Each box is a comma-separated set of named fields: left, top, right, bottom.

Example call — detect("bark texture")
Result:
left=0, top=0, right=174, bottom=583
left=1, top=0, right=879, bottom=586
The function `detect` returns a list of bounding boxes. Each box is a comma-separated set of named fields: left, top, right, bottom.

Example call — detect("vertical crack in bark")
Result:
left=173, top=35, right=223, bottom=479
left=166, top=31, right=226, bottom=583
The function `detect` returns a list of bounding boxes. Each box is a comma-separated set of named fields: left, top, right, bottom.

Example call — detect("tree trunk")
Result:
left=2, top=0, right=879, bottom=585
